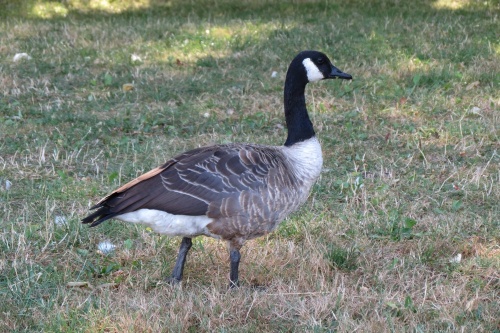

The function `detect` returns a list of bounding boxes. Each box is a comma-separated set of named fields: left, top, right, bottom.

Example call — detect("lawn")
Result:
left=0, top=0, right=499, bottom=331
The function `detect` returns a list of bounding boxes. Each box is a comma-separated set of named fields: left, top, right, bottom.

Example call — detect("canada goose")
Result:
left=82, top=50, right=352, bottom=287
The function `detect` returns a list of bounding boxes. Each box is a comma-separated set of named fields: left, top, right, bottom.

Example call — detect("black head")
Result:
left=293, top=50, right=352, bottom=83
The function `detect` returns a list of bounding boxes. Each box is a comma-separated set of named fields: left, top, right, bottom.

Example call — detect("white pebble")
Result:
left=469, top=106, right=481, bottom=115
left=131, top=54, right=142, bottom=62
left=98, top=241, right=116, bottom=255
left=5, top=180, right=12, bottom=190
left=203, top=112, right=210, bottom=118
left=449, top=253, right=462, bottom=264
left=54, top=215, right=67, bottom=226
left=13, top=53, right=31, bottom=62
left=271, top=71, right=278, bottom=78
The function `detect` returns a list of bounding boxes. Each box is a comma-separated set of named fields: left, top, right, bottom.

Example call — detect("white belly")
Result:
left=116, top=209, right=217, bottom=238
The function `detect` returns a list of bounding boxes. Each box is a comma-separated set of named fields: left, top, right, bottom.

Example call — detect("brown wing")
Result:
left=82, top=144, right=284, bottom=227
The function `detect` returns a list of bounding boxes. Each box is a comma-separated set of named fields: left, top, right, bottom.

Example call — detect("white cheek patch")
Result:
left=302, top=58, right=324, bottom=82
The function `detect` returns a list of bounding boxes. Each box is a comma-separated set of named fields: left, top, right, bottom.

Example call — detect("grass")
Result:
left=0, top=0, right=499, bottom=331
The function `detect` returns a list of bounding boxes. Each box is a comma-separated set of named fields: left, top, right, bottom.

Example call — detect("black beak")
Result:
left=328, top=66, right=352, bottom=80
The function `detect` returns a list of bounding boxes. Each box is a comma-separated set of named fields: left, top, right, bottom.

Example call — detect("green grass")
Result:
left=1, top=0, right=499, bottom=331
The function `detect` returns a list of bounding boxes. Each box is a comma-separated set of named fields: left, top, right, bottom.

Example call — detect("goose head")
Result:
left=283, top=50, right=352, bottom=147
left=296, top=50, right=352, bottom=83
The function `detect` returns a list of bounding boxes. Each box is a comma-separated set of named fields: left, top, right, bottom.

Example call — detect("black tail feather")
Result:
left=81, top=205, right=118, bottom=227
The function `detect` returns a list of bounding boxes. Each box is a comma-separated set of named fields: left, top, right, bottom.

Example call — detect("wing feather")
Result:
left=82, top=144, right=287, bottom=226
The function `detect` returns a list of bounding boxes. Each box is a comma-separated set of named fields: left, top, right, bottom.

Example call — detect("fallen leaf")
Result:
left=111, top=270, right=126, bottom=277
left=122, top=83, right=134, bottom=92
left=465, top=81, right=479, bottom=90
left=465, top=298, right=478, bottom=311
left=67, top=281, right=93, bottom=288
left=97, top=283, right=119, bottom=289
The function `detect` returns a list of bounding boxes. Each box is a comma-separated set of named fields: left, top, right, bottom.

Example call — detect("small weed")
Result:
left=386, top=295, right=417, bottom=319
left=370, top=210, right=421, bottom=241
left=325, top=244, right=359, bottom=271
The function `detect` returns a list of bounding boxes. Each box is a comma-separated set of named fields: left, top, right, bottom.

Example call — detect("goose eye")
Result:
left=317, top=57, right=325, bottom=65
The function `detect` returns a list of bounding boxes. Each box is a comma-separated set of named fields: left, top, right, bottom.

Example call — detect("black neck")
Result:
left=283, top=73, right=315, bottom=147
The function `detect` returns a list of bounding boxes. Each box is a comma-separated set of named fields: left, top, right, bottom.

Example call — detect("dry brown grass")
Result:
left=1, top=0, right=499, bottom=332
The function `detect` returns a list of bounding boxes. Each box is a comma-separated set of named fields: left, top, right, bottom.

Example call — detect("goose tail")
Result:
left=81, top=205, right=118, bottom=227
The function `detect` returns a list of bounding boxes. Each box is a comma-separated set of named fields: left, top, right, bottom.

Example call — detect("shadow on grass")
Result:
left=1, top=0, right=497, bottom=153
left=2, top=0, right=499, bottom=19
left=3, top=0, right=496, bottom=69
left=0, top=1, right=497, bottom=162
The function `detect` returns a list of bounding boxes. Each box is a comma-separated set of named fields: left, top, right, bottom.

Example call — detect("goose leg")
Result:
left=167, top=237, right=192, bottom=284
left=229, top=248, right=241, bottom=288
